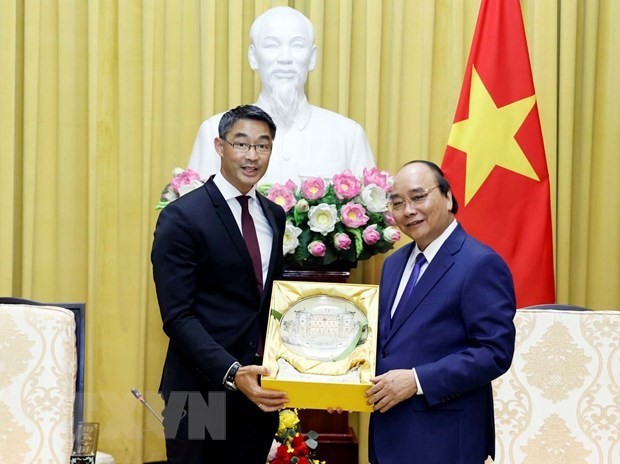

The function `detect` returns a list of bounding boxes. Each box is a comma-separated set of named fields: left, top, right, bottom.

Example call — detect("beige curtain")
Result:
left=1, top=0, right=618, bottom=462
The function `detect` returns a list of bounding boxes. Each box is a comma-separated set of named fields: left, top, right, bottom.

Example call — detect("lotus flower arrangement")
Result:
left=259, top=168, right=400, bottom=268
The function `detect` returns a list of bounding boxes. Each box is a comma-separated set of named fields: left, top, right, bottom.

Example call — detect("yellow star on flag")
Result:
left=447, top=66, right=539, bottom=205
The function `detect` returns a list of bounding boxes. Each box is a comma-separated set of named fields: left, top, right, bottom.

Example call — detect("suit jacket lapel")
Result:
left=379, top=243, right=413, bottom=347
left=257, top=193, right=281, bottom=304
left=204, top=178, right=258, bottom=295
left=386, top=226, right=466, bottom=344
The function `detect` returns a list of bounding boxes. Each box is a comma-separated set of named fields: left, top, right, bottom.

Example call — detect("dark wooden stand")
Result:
left=282, top=264, right=359, bottom=464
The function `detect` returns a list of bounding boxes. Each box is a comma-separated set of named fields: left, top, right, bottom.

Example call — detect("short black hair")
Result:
left=218, top=105, right=277, bottom=140
left=401, top=160, right=459, bottom=214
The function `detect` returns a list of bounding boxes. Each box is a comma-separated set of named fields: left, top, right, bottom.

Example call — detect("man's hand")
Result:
left=326, top=407, right=344, bottom=414
left=235, top=365, right=288, bottom=412
left=365, top=369, right=417, bottom=413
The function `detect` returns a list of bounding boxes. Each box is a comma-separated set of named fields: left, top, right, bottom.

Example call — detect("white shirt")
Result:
left=390, top=219, right=459, bottom=317
left=212, top=173, right=273, bottom=287
left=188, top=97, right=376, bottom=186
left=390, top=219, right=459, bottom=394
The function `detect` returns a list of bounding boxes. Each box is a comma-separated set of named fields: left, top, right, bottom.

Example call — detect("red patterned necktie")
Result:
left=237, top=195, right=263, bottom=296
left=391, top=253, right=427, bottom=327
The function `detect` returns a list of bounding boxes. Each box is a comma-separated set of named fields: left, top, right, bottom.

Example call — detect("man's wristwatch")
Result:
left=223, top=361, right=242, bottom=391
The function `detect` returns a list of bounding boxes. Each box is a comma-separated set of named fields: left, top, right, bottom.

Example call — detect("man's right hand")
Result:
left=235, top=365, right=288, bottom=412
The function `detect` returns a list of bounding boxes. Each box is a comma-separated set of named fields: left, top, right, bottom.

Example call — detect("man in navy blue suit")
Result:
left=152, top=105, right=288, bottom=463
left=366, top=160, right=516, bottom=464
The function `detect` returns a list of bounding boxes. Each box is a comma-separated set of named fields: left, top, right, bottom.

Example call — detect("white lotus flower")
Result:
left=307, top=203, right=339, bottom=236
left=283, top=222, right=303, bottom=255
left=360, top=184, right=389, bottom=212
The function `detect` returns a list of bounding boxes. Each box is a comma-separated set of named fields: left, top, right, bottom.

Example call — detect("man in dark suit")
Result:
left=151, top=105, right=288, bottom=463
left=366, top=160, right=516, bottom=464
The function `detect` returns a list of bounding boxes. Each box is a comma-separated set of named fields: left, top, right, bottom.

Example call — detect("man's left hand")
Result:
left=365, top=369, right=417, bottom=413
left=235, top=365, right=288, bottom=412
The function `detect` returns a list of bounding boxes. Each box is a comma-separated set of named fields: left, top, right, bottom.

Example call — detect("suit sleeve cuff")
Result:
left=412, top=367, right=424, bottom=395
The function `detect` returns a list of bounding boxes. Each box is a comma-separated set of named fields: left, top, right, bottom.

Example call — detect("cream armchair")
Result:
left=492, top=307, right=619, bottom=463
left=0, top=303, right=77, bottom=463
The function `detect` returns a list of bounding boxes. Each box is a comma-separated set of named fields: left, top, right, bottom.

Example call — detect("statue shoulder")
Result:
left=308, top=105, right=364, bottom=131
left=197, top=112, right=225, bottom=133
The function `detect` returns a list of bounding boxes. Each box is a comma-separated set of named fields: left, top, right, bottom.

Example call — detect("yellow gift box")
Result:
left=262, top=280, right=378, bottom=412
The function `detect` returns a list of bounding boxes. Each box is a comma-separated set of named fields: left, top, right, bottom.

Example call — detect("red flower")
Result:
left=291, top=434, right=310, bottom=456
left=271, top=453, right=290, bottom=464
left=272, top=459, right=289, bottom=464
left=275, top=443, right=289, bottom=460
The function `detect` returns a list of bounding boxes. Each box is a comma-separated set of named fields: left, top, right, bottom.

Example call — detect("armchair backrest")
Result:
left=0, top=303, right=77, bottom=463
left=0, top=297, right=85, bottom=428
left=492, top=308, right=619, bottom=463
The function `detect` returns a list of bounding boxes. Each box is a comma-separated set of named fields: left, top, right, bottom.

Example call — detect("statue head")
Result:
left=248, top=7, right=318, bottom=127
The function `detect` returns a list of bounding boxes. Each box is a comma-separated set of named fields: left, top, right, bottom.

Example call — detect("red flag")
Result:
left=441, top=0, right=555, bottom=307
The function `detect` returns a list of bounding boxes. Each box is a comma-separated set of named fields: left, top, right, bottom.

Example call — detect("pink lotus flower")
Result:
left=308, top=240, right=326, bottom=257
left=170, top=168, right=201, bottom=193
left=285, top=179, right=297, bottom=192
left=267, top=183, right=297, bottom=212
left=341, top=203, right=369, bottom=228
left=383, top=211, right=397, bottom=226
left=383, top=226, right=401, bottom=243
left=362, top=224, right=381, bottom=245
left=333, top=170, right=361, bottom=200
left=301, top=177, right=326, bottom=200
left=363, top=167, right=392, bottom=192
left=333, top=233, right=352, bottom=251
left=294, top=199, right=309, bottom=212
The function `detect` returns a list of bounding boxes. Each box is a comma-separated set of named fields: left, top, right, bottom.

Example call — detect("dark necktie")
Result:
left=391, top=252, right=427, bottom=327
left=237, top=196, right=263, bottom=296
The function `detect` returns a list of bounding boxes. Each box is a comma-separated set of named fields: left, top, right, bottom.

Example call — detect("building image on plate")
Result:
left=281, top=308, right=359, bottom=349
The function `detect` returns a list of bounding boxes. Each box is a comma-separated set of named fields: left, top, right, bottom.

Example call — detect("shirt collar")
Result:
left=213, top=172, right=258, bottom=202
left=413, top=219, right=458, bottom=263
left=255, top=94, right=312, bottom=130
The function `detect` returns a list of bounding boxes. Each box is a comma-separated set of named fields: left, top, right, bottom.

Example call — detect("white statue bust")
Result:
left=187, top=6, right=376, bottom=186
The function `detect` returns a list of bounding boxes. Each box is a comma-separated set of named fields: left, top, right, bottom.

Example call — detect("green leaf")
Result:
left=350, top=228, right=364, bottom=257
left=322, top=247, right=337, bottom=265
left=271, top=310, right=283, bottom=321
left=338, top=245, right=357, bottom=262
left=307, top=430, right=319, bottom=440
left=306, top=438, right=318, bottom=449
left=293, top=208, right=307, bottom=225
left=257, top=183, right=272, bottom=196
left=367, top=211, right=384, bottom=223
left=298, top=228, right=313, bottom=249
left=155, top=200, right=170, bottom=210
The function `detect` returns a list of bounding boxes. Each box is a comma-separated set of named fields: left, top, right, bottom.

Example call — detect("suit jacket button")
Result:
left=380, top=351, right=387, bottom=358
left=249, top=341, right=257, bottom=349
